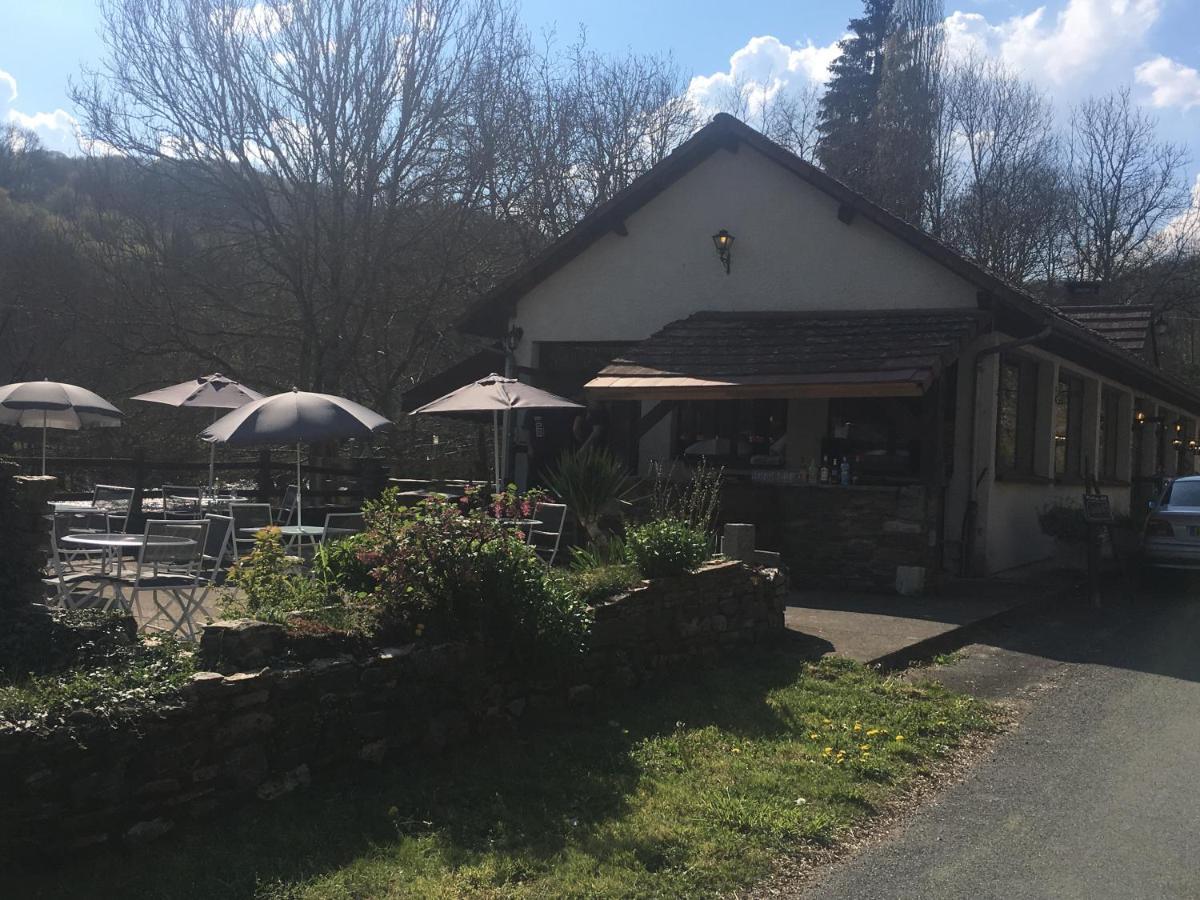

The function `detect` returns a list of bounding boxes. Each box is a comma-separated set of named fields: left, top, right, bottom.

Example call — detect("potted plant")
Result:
left=1036, top=502, right=1090, bottom=570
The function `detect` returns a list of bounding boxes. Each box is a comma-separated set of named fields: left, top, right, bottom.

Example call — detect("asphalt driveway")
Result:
left=802, top=593, right=1200, bottom=900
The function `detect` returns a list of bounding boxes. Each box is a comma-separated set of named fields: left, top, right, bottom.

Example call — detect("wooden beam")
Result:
left=635, top=401, right=677, bottom=440
left=590, top=382, right=927, bottom=401
left=837, top=203, right=856, bottom=225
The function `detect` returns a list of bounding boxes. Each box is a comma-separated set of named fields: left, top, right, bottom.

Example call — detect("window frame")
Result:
left=1098, top=386, right=1123, bottom=482
left=995, top=354, right=1039, bottom=478
left=1054, top=370, right=1086, bottom=481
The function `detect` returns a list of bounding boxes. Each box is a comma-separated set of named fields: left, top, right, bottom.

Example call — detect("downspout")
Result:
left=960, top=322, right=1053, bottom=576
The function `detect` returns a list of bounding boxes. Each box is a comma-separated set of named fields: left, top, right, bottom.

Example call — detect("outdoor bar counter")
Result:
left=715, top=476, right=940, bottom=591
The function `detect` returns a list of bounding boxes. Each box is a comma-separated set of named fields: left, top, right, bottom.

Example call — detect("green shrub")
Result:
left=357, top=494, right=591, bottom=665
left=544, top=447, right=639, bottom=544
left=312, top=532, right=374, bottom=595
left=1037, top=502, right=1089, bottom=543
left=223, top=528, right=328, bottom=624
left=624, top=518, right=710, bottom=579
left=563, top=563, right=643, bottom=606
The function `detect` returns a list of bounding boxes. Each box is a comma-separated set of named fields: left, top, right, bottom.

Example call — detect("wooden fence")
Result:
left=10, top=452, right=391, bottom=522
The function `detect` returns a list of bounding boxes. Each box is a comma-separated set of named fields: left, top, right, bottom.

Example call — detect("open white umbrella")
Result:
left=201, top=389, right=390, bottom=530
left=0, top=380, right=123, bottom=475
left=409, top=373, right=582, bottom=492
left=131, top=373, right=264, bottom=489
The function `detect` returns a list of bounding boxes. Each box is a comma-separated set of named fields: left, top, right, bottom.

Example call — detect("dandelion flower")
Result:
left=853, top=722, right=862, bottom=732
left=895, top=735, right=906, bottom=742
left=731, top=747, right=741, bottom=754
left=860, top=744, right=871, bottom=751
left=809, top=733, right=820, bottom=740
left=866, top=728, right=880, bottom=736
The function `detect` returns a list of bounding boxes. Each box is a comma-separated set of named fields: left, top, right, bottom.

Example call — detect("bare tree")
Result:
left=71, top=0, right=514, bottom=399
left=942, top=55, right=1063, bottom=283
left=1065, top=87, right=1193, bottom=291
left=709, top=72, right=820, bottom=162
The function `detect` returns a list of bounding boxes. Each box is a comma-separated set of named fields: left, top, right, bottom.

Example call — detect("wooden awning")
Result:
left=584, top=309, right=984, bottom=400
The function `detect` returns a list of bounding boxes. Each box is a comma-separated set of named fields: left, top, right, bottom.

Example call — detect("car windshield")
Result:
left=1164, top=481, right=1200, bottom=507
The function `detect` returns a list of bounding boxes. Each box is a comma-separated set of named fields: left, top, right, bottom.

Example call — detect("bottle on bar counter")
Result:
left=819, top=456, right=830, bottom=484
left=840, top=457, right=850, bottom=486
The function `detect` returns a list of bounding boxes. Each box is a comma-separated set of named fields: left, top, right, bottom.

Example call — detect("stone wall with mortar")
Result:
left=0, top=467, right=57, bottom=611
left=720, top=482, right=939, bottom=592
left=0, top=561, right=785, bottom=858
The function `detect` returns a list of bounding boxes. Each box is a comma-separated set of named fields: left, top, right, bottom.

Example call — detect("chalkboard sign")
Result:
left=1082, top=494, right=1114, bottom=524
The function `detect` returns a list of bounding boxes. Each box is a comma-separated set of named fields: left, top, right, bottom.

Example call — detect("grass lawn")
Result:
left=16, top=652, right=993, bottom=899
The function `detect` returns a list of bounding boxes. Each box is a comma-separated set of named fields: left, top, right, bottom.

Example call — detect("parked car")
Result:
left=1142, top=475, right=1200, bottom=570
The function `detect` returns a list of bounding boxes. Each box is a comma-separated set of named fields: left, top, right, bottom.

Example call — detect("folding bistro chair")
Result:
left=43, top=511, right=111, bottom=608
left=229, top=502, right=275, bottom=561
left=526, top=502, right=568, bottom=566
left=274, top=485, right=299, bottom=526
left=320, top=511, right=365, bottom=543
left=98, top=520, right=208, bottom=635
left=89, top=484, right=136, bottom=533
left=202, top=514, right=235, bottom=581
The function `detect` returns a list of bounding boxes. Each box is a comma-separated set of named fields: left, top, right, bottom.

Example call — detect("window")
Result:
left=1054, top=372, right=1085, bottom=479
left=996, top=355, right=1038, bottom=476
left=1098, top=387, right=1123, bottom=481
left=673, top=399, right=787, bottom=466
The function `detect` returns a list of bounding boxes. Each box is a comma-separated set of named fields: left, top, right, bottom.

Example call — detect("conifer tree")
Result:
left=816, top=0, right=894, bottom=189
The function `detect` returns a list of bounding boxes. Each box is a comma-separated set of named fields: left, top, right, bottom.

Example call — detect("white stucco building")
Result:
left=453, top=114, right=1200, bottom=583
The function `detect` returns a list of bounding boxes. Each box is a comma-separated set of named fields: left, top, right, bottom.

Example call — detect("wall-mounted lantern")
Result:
left=1133, top=409, right=1147, bottom=431
left=503, top=325, right=524, bottom=354
left=712, top=229, right=734, bottom=274
left=1172, top=419, right=1185, bottom=448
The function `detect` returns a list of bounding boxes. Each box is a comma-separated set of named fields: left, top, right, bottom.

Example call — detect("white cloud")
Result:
left=226, top=2, right=292, bottom=37
left=944, top=0, right=1161, bottom=85
left=1136, top=56, right=1200, bottom=111
left=687, top=34, right=841, bottom=114
left=0, top=68, right=16, bottom=103
left=5, top=107, right=122, bottom=156
left=6, top=107, right=79, bottom=143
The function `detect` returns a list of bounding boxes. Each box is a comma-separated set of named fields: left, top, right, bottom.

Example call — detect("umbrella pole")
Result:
left=296, top=443, right=303, bottom=531
left=492, top=410, right=501, bottom=494
left=208, top=409, right=217, bottom=492
left=42, top=411, right=47, bottom=476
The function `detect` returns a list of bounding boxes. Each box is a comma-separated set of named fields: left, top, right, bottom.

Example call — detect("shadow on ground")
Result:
left=10, top=641, right=832, bottom=900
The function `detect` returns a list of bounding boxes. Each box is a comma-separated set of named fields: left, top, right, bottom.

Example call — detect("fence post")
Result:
left=128, top=449, right=147, bottom=528
left=256, top=450, right=273, bottom=503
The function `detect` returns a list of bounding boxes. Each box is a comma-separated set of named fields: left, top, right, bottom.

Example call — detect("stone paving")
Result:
left=785, top=564, right=1078, bottom=665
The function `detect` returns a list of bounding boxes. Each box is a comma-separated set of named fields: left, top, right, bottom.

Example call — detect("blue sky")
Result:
left=2, top=0, right=1198, bottom=186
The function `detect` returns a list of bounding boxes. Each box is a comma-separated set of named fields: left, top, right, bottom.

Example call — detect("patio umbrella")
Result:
left=408, top=373, right=583, bottom=492
left=201, top=389, right=390, bottom=530
left=131, top=373, right=264, bottom=489
left=0, top=380, right=123, bottom=475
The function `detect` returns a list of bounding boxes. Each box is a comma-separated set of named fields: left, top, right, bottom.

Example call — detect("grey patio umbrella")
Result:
left=0, top=380, right=123, bottom=475
left=131, top=373, right=264, bottom=489
left=201, top=389, right=390, bottom=530
left=408, top=373, right=583, bottom=492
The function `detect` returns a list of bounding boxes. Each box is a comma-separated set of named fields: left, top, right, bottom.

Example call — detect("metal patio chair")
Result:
left=97, top=520, right=209, bottom=634
left=526, top=502, right=568, bottom=566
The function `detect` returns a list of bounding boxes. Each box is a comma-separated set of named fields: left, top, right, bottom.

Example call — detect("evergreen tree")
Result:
left=816, top=0, right=894, bottom=189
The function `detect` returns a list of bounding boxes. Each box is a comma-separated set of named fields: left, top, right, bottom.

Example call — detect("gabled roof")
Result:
left=1059, top=305, right=1155, bottom=356
left=587, top=309, right=983, bottom=398
left=456, top=114, right=1200, bottom=414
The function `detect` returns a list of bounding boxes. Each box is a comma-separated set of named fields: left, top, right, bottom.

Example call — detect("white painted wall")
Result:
left=511, top=145, right=978, bottom=368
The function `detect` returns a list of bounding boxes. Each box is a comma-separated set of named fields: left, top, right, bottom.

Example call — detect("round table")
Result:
left=61, top=532, right=197, bottom=576
left=61, top=533, right=197, bottom=553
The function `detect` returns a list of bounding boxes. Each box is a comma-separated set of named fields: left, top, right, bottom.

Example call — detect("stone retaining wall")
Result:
left=0, top=561, right=785, bottom=858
